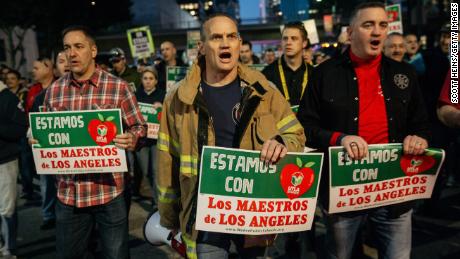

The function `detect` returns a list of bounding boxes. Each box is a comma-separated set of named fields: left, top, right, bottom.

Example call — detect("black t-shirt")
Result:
left=135, top=87, right=166, bottom=105
left=201, top=78, right=241, bottom=148
left=198, top=77, right=242, bottom=249
left=262, top=56, right=310, bottom=106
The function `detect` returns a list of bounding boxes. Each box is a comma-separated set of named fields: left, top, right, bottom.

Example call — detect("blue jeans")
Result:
left=55, top=194, right=129, bottom=259
left=0, top=159, right=19, bottom=255
left=325, top=207, right=412, bottom=259
left=40, top=175, right=56, bottom=221
left=135, top=145, right=157, bottom=202
left=19, top=137, right=35, bottom=195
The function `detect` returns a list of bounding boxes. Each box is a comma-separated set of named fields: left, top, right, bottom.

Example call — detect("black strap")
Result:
left=186, top=91, right=209, bottom=234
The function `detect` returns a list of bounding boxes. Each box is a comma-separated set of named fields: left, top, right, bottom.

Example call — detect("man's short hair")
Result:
left=200, top=13, right=239, bottom=41
left=265, top=48, right=275, bottom=53
left=404, top=33, right=418, bottom=40
left=242, top=40, right=252, bottom=50
left=349, top=2, right=386, bottom=26
left=387, top=32, right=403, bottom=38
left=36, top=57, right=53, bottom=68
left=61, top=25, right=96, bottom=45
left=6, top=69, right=21, bottom=79
left=161, top=41, right=176, bottom=48
left=282, top=21, right=309, bottom=41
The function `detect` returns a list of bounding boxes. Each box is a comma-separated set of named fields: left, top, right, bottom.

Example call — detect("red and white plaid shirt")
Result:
left=44, top=68, right=146, bottom=207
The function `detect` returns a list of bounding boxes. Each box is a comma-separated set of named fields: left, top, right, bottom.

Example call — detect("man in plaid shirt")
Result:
left=31, top=26, right=146, bottom=259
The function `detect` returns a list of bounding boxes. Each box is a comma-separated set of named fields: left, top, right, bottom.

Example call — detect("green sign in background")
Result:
left=167, top=66, right=189, bottom=82
left=29, top=109, right=123, bottom=148
left=199, top=146, right=323, bottom=199
left=329, top=144, right=444, bottom=187
left=138, top=102, right=161, bottom=124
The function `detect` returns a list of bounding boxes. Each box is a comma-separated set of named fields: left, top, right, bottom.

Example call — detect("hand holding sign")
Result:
left=113, top=132, right=136, bottom=151
left=341, top=135, right=368, bottom=160
left=261, top=138, right=287, bottom=164
left=403, top=135, right=428, bottom=155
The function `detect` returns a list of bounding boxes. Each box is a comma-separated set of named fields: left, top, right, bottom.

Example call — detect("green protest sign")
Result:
left=126, top=26, right=155, bottom=59
left=29, top=109, right=127, bottom=174
left=196, top=146, right=323, bottom=235
left=328, top=144, right=444, bottom=213
left=166, top=66, right=189, bottom=93
left=138, top=102, right=161, bottom=139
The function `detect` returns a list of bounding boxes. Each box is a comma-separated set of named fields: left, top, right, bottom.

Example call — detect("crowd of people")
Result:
left=0, top=1, right=458, bottom=259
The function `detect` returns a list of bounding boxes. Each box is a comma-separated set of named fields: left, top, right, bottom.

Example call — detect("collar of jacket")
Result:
left=0, top=81, right=7, bottom=92
left=338, top=48, right=395, bottom=90
left=177, top=56, right=269, bottom=105
left=339, top=47, right=392, bottom=67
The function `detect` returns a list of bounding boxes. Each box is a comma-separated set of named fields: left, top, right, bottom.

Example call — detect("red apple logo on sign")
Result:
left=280, top=158, right=315, bottom=200
left=88, top=113, right=117, bottom=146
left=400, top=152, right=435, bottom=177
left=157, top=111, right=162, bottom=122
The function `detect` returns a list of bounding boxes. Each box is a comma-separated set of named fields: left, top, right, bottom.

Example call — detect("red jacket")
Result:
left=25, top=83, right=43, bottom=114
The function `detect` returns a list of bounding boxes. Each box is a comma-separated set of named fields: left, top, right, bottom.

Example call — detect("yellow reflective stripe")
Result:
left=279, top=119, right=303, bottom=133
left=157, top=186, right=179, bottom=203
left=277, top=114, right=303, bottom=134
left=157, top=132, right=179, bottom=156
left=157, top=143, right=169, bottom=152
left=286, top=123, right=303, bottom=133
left=180, top=155, right=198, bottom=176
left=158, top=132, right=179, bottom=151
left=182, top=235, right=197, bottom=259
left=158, top=196, right=177, bottom=203
left=180, top=166, right=198, bottom=176
left=276, top=114, right=297, bottom=130
left=180, top=155, right=197, bottom=162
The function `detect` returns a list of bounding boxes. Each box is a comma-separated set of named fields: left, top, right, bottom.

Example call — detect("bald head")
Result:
left=383, top=33, right=406, bottom=62
left=200, top=13, right=239, bottom=42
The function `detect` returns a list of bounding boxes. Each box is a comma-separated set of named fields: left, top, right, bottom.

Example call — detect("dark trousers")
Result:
left=55, top=194, right=129, bottom=259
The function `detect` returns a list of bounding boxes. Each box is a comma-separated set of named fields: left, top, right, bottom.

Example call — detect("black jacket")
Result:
left=262, top=56, right=314, bottom=106
left=155, top=58, right=185, bottom=91
left=0, top=86, right=28, bottom=164
left=298, top=51, right=431, bottom=217
left=114, top=66, right=142, bottom=93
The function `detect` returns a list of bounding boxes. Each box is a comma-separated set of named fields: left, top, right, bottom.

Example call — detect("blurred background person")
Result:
left=54, top=51, right=70, bottom=77
left=383, top=32, right=406, bottom=62
left=404, top=33, right=426, bottom=75
left=263, top=48, right=276, bottom=65
left=155, top=41, right=184, bottom=91
left=0, top=79, right=28, bottom=258
left=134, top=67, right=165, bottom=208
left=239, top=40, right=260, bottom=65
left=109, top=47, right=141, bottom=92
